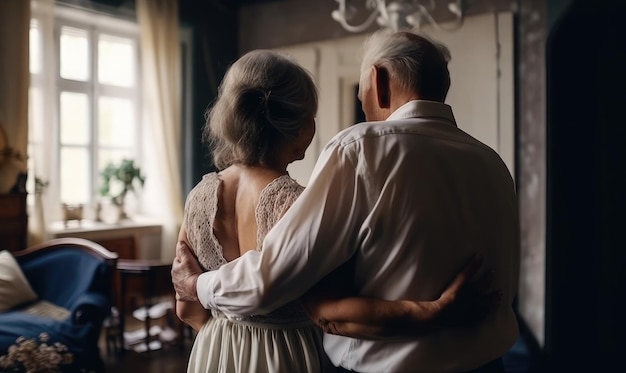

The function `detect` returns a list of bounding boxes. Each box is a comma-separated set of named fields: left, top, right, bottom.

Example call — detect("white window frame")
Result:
left=30, top=5, right=142, bottom=222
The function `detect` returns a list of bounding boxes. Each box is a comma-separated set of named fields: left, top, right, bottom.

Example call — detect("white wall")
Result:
left=280, top=12, right=514, bottom=186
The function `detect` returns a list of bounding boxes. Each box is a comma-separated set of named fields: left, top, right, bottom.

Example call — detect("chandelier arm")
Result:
left=415, top=3, right=465, bottom=32
left=426, top=0, right=436, bottom=12
left=333, top=0, right=467, bottom=33
left=376, top=0, right=390, bottom=23
left=332, top=6, right=381, bottom=33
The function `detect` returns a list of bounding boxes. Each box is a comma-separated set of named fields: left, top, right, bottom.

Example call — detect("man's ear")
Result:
left=374, top=65, right=391, bottom=108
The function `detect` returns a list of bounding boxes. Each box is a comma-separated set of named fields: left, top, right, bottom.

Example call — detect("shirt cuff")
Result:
left=196, top=271, right=217, bottom=309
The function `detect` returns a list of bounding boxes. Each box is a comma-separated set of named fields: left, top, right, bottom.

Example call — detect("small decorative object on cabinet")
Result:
left=0, top=193, right=27, bottom=252
left=62, top=203, right=84, bottom=227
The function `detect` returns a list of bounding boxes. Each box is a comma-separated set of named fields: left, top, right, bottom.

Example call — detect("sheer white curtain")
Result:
left=136, top=0, right=184, bottom=261
left=28, top=0, right=56, bottom=245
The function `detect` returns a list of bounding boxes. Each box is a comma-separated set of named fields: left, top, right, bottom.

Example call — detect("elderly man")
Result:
left=173, top=30, right=519, bottom=373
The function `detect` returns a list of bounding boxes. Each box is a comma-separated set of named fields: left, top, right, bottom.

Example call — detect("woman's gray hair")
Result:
left=204, top=49, right=318, bottom=170
left=360, top=30, right=451, bottom=102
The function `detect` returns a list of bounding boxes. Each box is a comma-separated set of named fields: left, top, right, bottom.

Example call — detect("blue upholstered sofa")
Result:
left=0, top=238, right=118, bottom=372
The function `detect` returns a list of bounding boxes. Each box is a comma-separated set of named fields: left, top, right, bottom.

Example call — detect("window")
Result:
left=29, top=6, right=140, bottom=219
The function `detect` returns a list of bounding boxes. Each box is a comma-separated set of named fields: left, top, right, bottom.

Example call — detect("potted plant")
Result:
left=99, top=159, right=145, bottom=221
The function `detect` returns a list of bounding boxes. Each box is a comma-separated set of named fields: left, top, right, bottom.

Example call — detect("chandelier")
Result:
left=331, top=0, right=467, bottom=33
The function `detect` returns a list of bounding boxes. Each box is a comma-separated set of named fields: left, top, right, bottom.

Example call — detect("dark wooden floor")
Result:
left=102, top=345, right=192, bottom=373
left=99, top=313, right=195, bottom=372
left=99, top=313, right=537, bottom=373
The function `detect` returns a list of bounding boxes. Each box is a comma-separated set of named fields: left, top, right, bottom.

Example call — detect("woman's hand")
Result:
left=433, top=255, right=503, bottom=328
left=302, top=254, right=502, bottom=340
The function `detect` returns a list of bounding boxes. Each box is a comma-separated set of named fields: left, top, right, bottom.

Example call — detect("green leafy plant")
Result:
left=99, top=159, right=145, bottom=218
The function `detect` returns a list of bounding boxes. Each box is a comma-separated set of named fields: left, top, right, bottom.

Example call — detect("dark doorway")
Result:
left=545, top=0, right=626, bottom=370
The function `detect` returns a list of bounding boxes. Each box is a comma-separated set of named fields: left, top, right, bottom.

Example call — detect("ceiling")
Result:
left=180, top=0, right=284, bottom=8
left=85, top=0, right=284, bottom=10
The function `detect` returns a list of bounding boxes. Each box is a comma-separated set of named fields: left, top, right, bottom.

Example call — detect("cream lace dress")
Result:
left=184, top=173, right=330, bottom=373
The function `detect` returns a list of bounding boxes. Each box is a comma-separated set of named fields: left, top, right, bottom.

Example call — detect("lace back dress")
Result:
left=184, top=173, right=329, bottom=373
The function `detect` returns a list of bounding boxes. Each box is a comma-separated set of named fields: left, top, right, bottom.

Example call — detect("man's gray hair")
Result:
left=361, top=30, right=451, bottom=102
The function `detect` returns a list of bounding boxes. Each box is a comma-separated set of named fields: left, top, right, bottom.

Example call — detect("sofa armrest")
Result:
left=70, top=293, right=111, bottom=325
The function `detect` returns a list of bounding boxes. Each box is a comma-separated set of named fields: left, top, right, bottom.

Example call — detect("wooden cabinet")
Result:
left=0, top=193, right=27, bottom=252
left=49, top=220, right=162, bottom=260
left=95, top=236, right=137, bottom=260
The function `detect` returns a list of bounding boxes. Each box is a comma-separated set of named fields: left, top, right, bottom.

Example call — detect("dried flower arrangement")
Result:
left=0, top=333, right=73, bottom=373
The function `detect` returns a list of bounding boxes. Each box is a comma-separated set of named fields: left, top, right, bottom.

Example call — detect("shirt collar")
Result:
left=386, top=100, right=457, bottom=127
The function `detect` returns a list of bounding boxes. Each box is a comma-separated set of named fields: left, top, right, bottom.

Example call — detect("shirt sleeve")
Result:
left=196, top=139, right=366, bottom=316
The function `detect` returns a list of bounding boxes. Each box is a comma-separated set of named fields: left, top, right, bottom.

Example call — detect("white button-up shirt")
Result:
left=197, top=100, right=520, bottom=372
